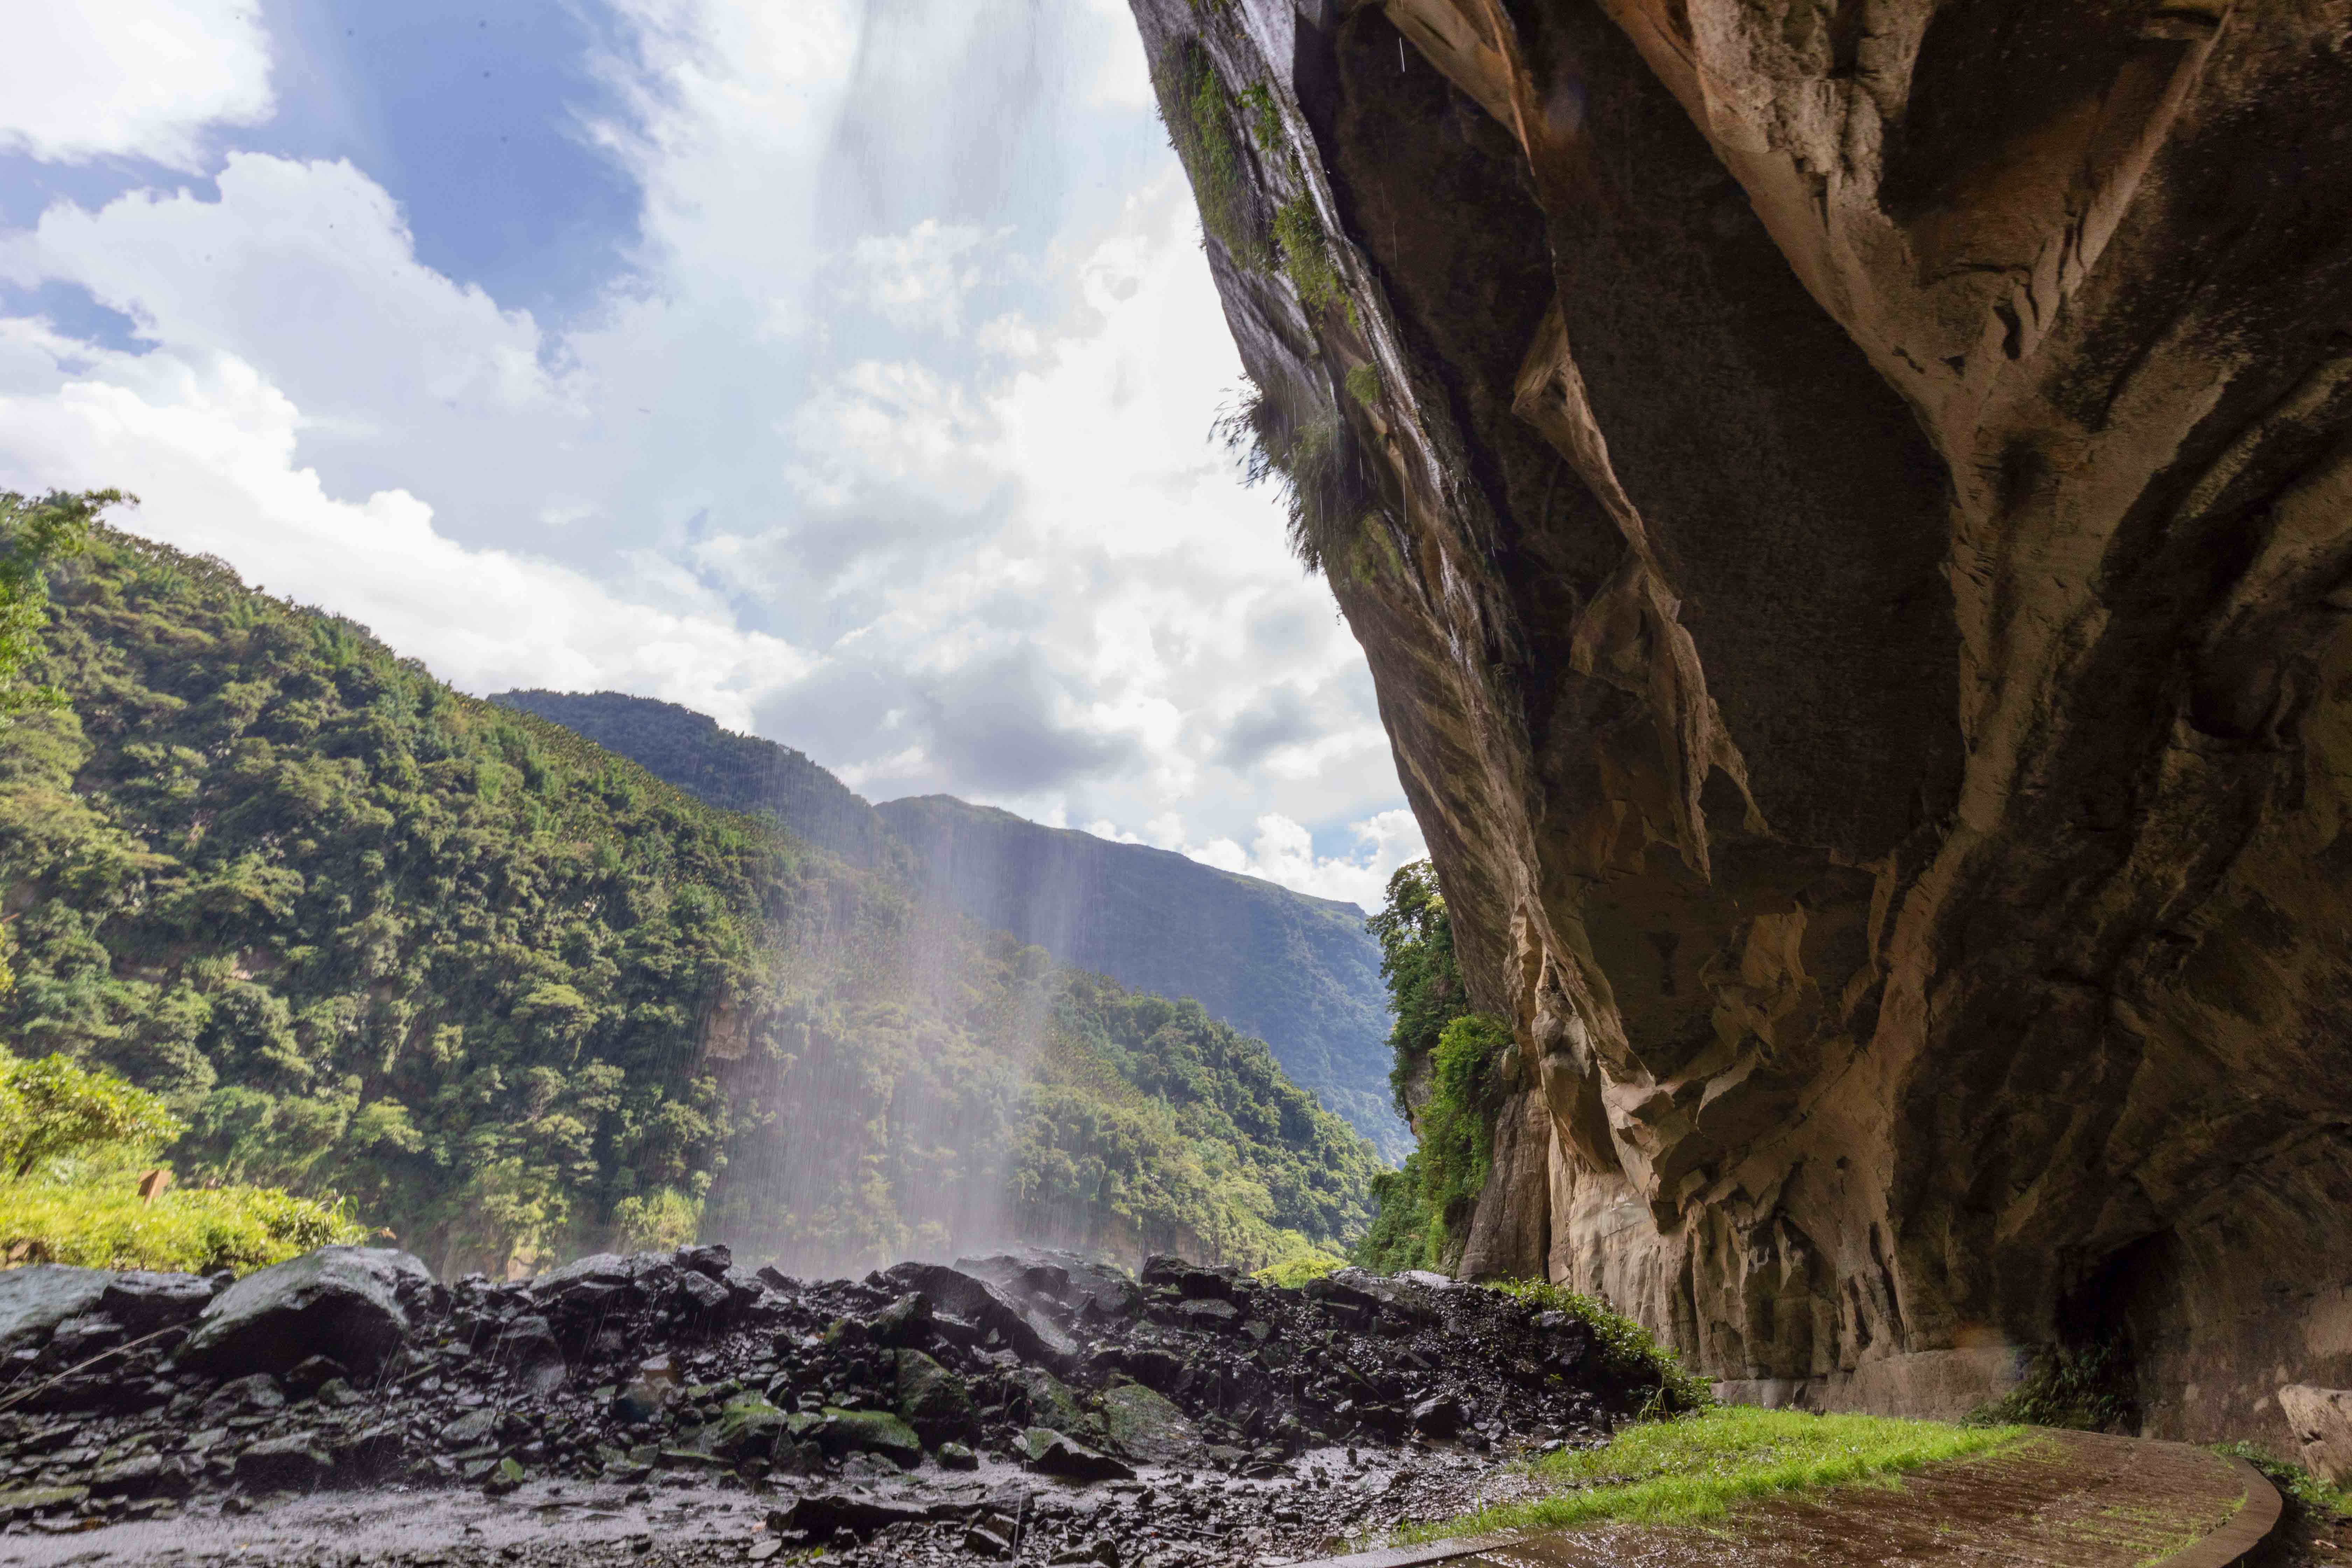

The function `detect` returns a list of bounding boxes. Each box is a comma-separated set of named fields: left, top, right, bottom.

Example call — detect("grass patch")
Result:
left=1345, top=363, right=1381, bottom=406
left=1400, top=1406, right=2029, bottom=1543
left=1485, top=1277, right=1714, bottom=1416
left=2211, top=1441, right=2352, bottom=1516
left=1273, top=200, right=1342, bottom=317
left=1238, top=83, right=1284, bottom=154
left=4, top=1171, right=365, bottom=1274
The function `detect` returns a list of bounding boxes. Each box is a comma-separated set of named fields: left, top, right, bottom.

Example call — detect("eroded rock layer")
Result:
left=1127, top=0, right=2352, bottom=1442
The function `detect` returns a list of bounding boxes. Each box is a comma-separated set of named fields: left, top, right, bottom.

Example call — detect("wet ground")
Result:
left=0, top=1443, right=1560, bottom=1567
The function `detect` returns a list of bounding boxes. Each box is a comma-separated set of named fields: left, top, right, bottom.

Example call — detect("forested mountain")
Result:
left=1, top=524, right=1376, bottom=1278
left=490, top=689, right=907, bottom=878
left=489, top=690, right=1408, bottom=1159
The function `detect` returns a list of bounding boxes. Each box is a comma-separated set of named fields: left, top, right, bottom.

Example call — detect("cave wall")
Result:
left=1125, top=0, right=2352, bottom=1443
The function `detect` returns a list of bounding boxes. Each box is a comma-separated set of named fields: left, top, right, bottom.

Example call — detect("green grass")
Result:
left=2210, top=1440, right=2352, bottom=1516
left=1345, top=363, right=1381, bottom=407
left=1398, top=1406, right=2029, bottom=1544
left=1273, top=200, right=1341, bottom=317
left=3, top=1170, right=365, bottom=1273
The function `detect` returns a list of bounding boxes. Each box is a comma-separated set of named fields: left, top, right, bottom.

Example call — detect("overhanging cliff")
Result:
left=1126, top=0, right=2352, bottom=1443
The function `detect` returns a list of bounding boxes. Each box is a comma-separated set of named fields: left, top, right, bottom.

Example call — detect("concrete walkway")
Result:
left=1303, top=1430, right=2279, bottom=1568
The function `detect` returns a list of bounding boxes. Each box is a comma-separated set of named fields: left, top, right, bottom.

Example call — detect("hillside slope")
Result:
left=490, top=689, right=1409, bottom=1160
left=3, top=524, right=1376, bottom=1278
left=877, top=793, right=1401, bottom=1156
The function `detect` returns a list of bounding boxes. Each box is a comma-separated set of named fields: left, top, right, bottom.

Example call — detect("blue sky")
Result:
left=0, top=0, right=1425, bottom=906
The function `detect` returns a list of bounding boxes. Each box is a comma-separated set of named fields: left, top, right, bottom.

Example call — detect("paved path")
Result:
left=1310, top=1431, right=2278, bottom=1568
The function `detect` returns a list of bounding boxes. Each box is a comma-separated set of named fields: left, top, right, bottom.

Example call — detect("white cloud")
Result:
left=0, top=0, right=1420, bottom=906
left=0, top=0, right=274, bottom=170
left=849, top=221, right=999, bottom=337
left=1089, top=807, right=1427, bottom=911
left=0, top=324, right=806, bottom=731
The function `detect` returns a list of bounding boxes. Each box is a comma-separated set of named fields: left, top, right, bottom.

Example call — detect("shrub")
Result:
left=3, top=1172, right=365, bottom=1273
left=1346, top=363, right=1381, bottom=406
left=0, top=1048, right=183, bottom=1180
left=1153, top=43, right=1267, bottom=270
left=1213, top=383, right=1366, bottom=575
left=1253, top=1248, right=1345, bottom=1289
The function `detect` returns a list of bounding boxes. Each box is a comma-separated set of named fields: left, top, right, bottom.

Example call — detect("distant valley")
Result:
left=492, top=690, right=1409, bottom=1160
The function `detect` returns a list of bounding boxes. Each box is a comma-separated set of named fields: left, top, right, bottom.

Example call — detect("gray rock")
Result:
left=2281, top=1385, right=2352, bottom=1483
left=814, top=1408, right=921, bottom=1469
left=1018, top=1427, right=1134, bottom=1482
left=1410, top=1394, right=1466, bottom=1437
left=235, top=1432, right=332, bottom=1492
left=1100, top=1382, right=1202, bottom=1466
left=870, top=1261, right=1080, bottom=1372
left=1175, top=1298, right=1240, bottom=1333
left=200, top=1373, right=285, bottom=1423
left=1013, top=1366, right=1101, bottom=1441
left=894, top=1348, right=976, bottom=1446
left=88, top=1454, right=191, bottom=1499
left=0, top=1267, right=109, bottom=1357
left=439, top=1409, right=499, bottom=1448
left=101, top=1271, right=221, bottom=1333
left=179, top=1247, right=433, bottom=1379
left=774, top=1491, right=931, bottom=1538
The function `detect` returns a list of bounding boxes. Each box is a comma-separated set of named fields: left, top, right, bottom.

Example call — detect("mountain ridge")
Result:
left=489, top=688, right=1409, bottom=1160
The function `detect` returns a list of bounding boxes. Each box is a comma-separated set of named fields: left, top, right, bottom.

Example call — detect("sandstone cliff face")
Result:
left=1127, top=0, right=2352, bottom=1442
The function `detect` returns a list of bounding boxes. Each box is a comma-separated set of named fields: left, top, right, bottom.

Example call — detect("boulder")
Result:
left=235, top=1432, right=333, bottom=1492
left=1012, top=1366, right=1101, bottom=1442
left=102, top=1271, right=222, bottom=1334
left=2281, top=1385, right=2352, bottom=1484
left=814, top=1408, right=922, bottom=1469
left=1018, top=1427, right=1134, bottom=1482
left=895, top=1348, right=977, bottom=1446
left=1176, top=1299, right=1240, bottom=1334
left=870, top=1261, right=1080, bottom=1372
left=711, top=1395, right=793, bottom=1462
left=774, top=1491, right=931, bottom=1539
left=0, top=1267, right=110, bottom=1357
left=1100, top=1381, right=1202, bottom=1466
left=439, top=1408, right=499, bottom=1448
left=179, top=1247, right=434, bottom=1379
left=200, top=1373, right=285, bottom=1423
left=868, top=1290, right=935, bottom=1348
left=1411, top=1394, right=1468, bottom=1437
left=86, top=1455, right=191, bottom=1499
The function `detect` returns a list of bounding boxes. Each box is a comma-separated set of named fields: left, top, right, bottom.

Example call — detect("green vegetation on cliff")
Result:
left=1354, top=861, right=1511, bottom=1273
left=1, top=512, right=1375, bottom=1277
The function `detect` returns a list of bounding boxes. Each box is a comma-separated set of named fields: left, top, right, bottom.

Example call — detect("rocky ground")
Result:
left=0, top=1246, right=1652, bottom=1565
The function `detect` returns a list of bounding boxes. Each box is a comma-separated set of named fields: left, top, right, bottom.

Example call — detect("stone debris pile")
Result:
left=0, top=1244, right=1660, bottom=1561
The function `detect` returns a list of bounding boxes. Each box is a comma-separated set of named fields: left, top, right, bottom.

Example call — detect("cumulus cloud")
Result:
left=0, top=0, right=1420, bottom=905
left=0, top=323, right=805, bottom=732
left=1090, top=808, right=1430, bottom=911
left=0, top=0, right=274, bottom=170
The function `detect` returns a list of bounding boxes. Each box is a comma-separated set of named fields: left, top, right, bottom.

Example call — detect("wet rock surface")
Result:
left=0, top=1247, right=1640, bottom=1563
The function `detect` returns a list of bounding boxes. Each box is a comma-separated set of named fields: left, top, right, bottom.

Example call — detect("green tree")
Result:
left=0, top=490, right=117, bottom=720
left=1354, top=860, right=1511, bottom=1274
left=0, top=1047, right=184, bottom=1180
